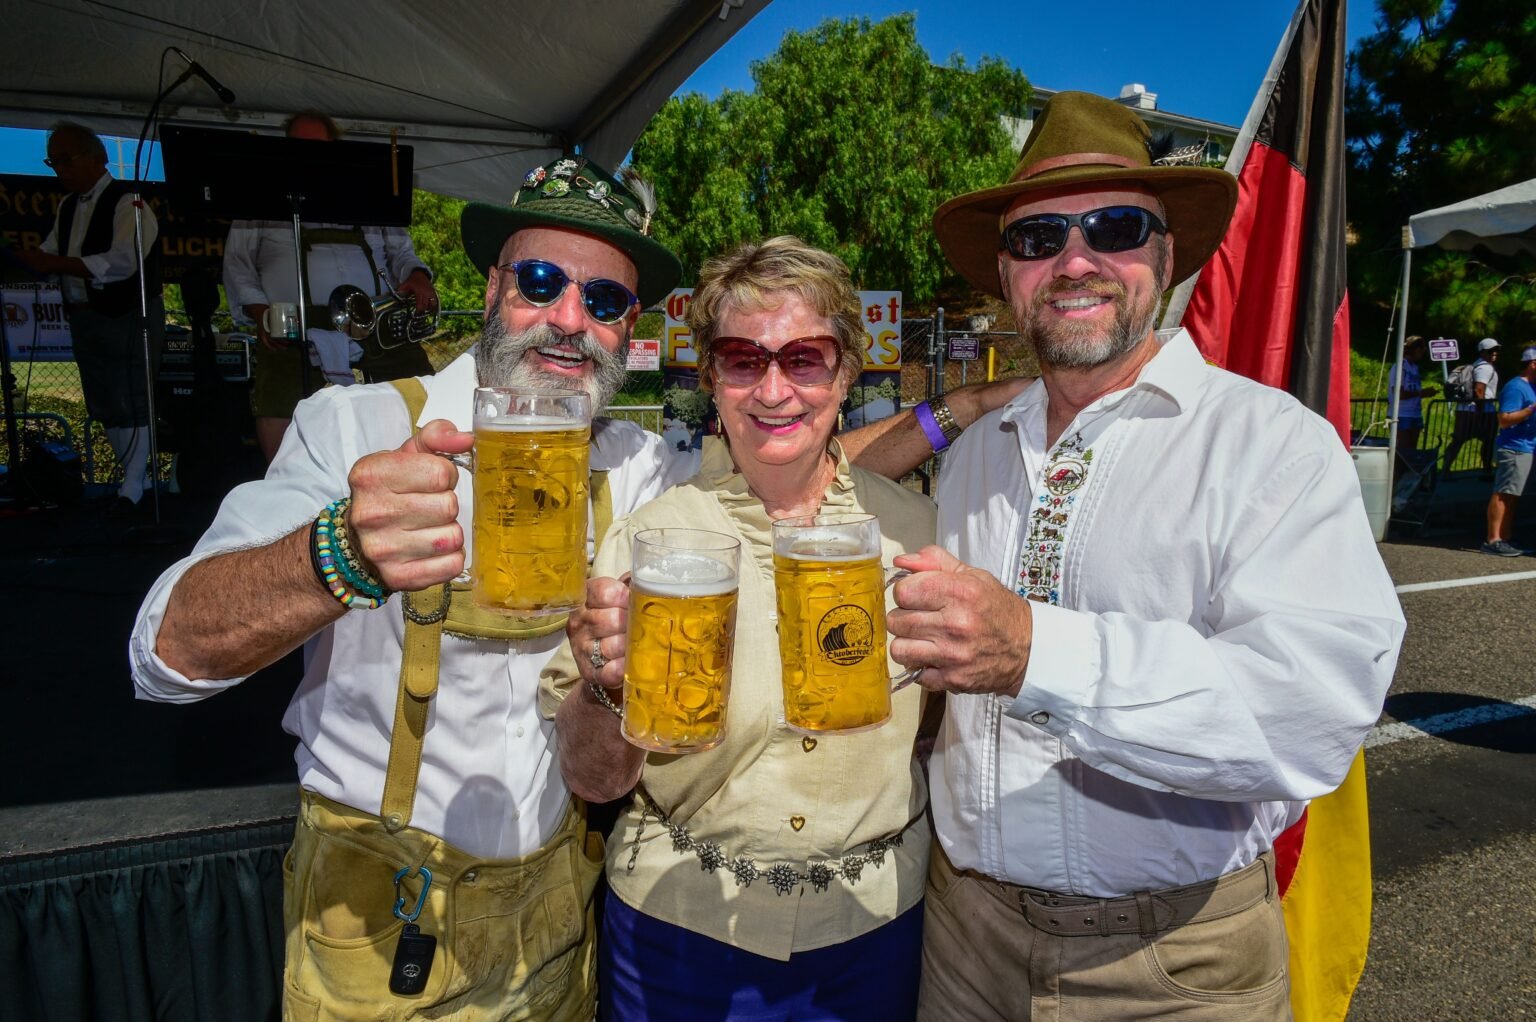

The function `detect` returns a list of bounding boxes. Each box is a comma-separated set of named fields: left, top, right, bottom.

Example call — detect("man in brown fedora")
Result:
left=130, top=153, right=1013, bottom=1020
left=886, top=91, right=1405, bottom=1020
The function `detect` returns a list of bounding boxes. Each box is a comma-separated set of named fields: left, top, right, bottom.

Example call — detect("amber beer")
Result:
left=772, top=514, right=892, bottom=734
left=464, top=388, right=592, bottom=614
left=621, top=530, right=742, bottom=753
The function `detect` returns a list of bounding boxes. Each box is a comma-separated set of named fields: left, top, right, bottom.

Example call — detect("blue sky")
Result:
left=0, top=1, right=1377, bottom=180
left=680, top=0, right=1380, bottom=125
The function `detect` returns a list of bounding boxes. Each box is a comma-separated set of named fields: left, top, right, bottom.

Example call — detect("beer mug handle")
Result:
left=884, top=568, right=924, bottom=693
left=442, top=452, right=473, bottom=583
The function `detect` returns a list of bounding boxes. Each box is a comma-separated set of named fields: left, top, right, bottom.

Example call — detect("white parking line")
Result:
left=1396, top=570, right=1536, bottom=594
left=1366, top=694, right=1536, bottom=749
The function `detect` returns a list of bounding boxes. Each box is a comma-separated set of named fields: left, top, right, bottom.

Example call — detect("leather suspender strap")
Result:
left=377, top=378, right=615, bottom=830
left=382, top=378, right=433, bottom=832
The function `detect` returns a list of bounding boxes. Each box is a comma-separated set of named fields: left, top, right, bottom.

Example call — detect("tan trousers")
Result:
left=281, top=790, right=602, bottom=1022
left=917, top=847, right=1291, bottom=1022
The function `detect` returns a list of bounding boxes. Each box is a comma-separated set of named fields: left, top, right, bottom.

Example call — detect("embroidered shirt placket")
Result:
left=980, top=421, right=1042, bottom=876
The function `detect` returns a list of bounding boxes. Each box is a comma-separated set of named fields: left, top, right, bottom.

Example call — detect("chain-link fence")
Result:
left=4, top=303, right=1031, bottom=493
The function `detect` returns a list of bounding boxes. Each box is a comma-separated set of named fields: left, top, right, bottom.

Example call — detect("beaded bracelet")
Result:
left=312, top=498, right=386, bottom=610
left=330, top=503, right=391, bottom=599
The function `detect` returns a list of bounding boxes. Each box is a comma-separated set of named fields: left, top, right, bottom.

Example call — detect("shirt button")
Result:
left=515, top=725, right=525, bottom=738
left=1030, top=711, right=1050, bottom=726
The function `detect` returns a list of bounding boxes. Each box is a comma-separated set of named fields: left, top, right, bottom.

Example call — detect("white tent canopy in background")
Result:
left=1, top=0, right=770, bottom=203
left=1407, top=178, right=1536, bottom=257
left=1389, top=176, right=1536, bottom=491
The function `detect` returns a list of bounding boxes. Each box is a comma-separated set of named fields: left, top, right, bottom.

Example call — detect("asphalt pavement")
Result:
left=1349, top=471, right=1536, bottom=1021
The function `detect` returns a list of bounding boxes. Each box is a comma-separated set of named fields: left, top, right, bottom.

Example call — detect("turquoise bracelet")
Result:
left=313, top=498, right=385, bottom=610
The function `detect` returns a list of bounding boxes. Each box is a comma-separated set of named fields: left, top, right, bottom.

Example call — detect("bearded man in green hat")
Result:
left=884, top=92, right=1405, bottom=1020
left=130, top=153, right=1016, bottom=1020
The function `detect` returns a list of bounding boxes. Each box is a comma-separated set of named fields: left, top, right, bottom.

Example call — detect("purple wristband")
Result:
left=914, top=400, right=950, bottom=453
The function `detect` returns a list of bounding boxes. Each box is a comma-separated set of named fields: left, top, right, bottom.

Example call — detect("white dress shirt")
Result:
left=222, top=220, right=428, bottom=383
left=130, top=353, right=701, bottom=859
left=41, top=172, right=159, bottom=304
left=930, top=330, right=1405, bottom=896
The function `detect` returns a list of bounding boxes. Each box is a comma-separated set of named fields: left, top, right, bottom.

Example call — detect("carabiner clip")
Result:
left=392, top=865, right=434, bottom=923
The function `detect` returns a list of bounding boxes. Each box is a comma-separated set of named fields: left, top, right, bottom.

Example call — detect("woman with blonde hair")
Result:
left=541, top=236, right=935, bottom=1020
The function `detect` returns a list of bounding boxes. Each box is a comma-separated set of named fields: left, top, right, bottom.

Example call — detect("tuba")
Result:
left=327, top=274, right=439, bottom=350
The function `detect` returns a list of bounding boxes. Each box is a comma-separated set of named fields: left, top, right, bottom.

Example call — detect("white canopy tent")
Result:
left=1390, top=178, right=1536, bottom=470
left=1, top=0, right=770, bottom=202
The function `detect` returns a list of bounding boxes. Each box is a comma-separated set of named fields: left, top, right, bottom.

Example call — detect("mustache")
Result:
left=484, top=318, right=617, bottom=365
left=476, top=310, right=630, bottom=408
left=1035, top=276, right=1127, bottom=305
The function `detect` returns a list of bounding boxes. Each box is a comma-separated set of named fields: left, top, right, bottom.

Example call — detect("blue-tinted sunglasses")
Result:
left=496, top=259, right=639, bottom=324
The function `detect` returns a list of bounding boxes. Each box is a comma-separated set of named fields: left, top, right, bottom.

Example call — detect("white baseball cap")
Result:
left=1521, top=346, right=1536, bottom=363
left=1478, top=337, right=1501, bottom=351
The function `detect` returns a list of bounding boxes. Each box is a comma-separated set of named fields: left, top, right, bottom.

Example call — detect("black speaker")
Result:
left=22, top=435, right=82, bottom=507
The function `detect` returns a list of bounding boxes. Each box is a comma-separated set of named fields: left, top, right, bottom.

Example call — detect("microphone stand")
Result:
left=125, top=65, right=198, bottom=545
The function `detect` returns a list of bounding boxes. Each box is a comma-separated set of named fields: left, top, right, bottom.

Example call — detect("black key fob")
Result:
left=389, top=923, right=437, bottom=996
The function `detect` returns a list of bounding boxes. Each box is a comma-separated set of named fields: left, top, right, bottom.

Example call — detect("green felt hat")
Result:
left=460, top=155, right=682, bottom=308
left=933, top=91, right=1238, bottom=297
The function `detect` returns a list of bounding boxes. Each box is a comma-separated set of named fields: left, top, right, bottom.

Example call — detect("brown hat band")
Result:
left=1019, top=151, right=1141, bottom=181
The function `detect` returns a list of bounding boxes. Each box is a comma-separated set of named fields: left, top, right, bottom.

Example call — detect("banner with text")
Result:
left=0, top=174, right=230, bottom=284
left=3, top=284, right=72, bottom=361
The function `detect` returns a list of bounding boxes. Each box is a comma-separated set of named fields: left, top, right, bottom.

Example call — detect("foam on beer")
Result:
left=632, top=551, right=737, bottom=597
left=478, top=414, right=587, bottom=431
left=778, top=535, right=872, bottom=562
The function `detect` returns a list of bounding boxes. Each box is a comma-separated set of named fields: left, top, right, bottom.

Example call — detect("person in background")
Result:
left=20, top=120, right=164, bottom=516
left=1390, top=335, right=1429, bottom=454
left=223, top=109, right=439, bottom=462
left=1443, top=337, right=1500, bottom=477
left=1481, top=345, right=1536, bottom=557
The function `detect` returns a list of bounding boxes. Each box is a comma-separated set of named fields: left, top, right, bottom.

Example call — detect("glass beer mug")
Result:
left=771, top=513, right=915, bottom=735
left=621, top=529, right=742, bottom=754
left=456, top=386, right=592, bottom=614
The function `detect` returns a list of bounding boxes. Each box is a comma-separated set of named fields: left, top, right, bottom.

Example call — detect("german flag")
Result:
left=1168, top=0, right=1353, bottom=444
left=1163, top=1, right=1367, bottom=1019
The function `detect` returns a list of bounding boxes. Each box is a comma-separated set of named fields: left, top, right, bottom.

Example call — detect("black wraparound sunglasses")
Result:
left=1001, top=205, right=1168, bottom=260
left=495, top=259, right=639, bottom=324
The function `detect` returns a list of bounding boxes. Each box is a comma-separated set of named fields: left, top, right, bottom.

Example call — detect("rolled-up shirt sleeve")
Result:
left=129, top=387, right=366, bottom=701
left=382, top=227, right=429, bottom=286
left=1004, top=444, right=1404, bottom=803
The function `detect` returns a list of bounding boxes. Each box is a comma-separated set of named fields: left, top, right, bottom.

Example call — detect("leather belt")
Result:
left=1009, top=852, right=1275, bottom=938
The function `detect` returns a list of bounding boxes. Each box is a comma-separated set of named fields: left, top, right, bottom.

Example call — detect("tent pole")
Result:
left=1389, top=227, right=1412, bottom=489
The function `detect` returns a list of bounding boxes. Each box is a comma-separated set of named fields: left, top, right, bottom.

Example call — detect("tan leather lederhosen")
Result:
left=280, top=378, right=611, bottom=1022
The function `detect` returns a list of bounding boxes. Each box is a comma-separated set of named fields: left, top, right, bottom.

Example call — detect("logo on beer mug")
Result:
left=771, top=512, right=908, bottom=735
left=816, top=604, right=875, bottom=666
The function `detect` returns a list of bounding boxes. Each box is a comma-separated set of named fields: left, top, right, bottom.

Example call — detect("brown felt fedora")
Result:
left=933, top=91, right=1237, bottom=298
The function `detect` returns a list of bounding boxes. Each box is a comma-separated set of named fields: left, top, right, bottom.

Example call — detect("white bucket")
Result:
left=1350, top=445, right=1391, bottom=541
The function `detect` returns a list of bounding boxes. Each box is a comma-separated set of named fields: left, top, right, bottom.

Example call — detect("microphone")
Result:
left=171, top=47, right=236, bottom=105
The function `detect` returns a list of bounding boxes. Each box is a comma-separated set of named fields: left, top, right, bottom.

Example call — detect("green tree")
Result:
left=631, top=14, right=1031, bottom=304
left=408, top=189, right=484, bottom=336
left=1347, top=0, right=1536, bottom=348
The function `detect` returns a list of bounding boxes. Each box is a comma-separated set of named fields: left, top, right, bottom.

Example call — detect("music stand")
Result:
left=160, top=125, right=415, bottom=453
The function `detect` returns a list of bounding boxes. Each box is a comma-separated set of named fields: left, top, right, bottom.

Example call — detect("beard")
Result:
left=475, top=308, right=630, bottom=410
left=1018, top=243, right=1168, bottom=370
